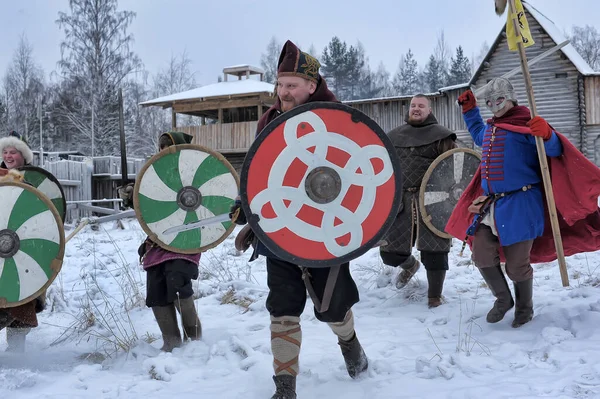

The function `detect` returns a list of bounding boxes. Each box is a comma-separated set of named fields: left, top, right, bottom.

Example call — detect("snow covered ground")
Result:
left=2, top=218, right=600, bottom=399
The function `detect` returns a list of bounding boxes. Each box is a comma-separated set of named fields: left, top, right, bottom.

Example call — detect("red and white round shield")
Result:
left=240, top=102, right=403, bottom=267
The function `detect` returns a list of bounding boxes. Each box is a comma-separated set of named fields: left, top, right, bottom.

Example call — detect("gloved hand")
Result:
left=117, top=183, right=134, bottom=208
left=457, top=90, right=477, bottom=114
left=526, top=116, right=553, bottom=140
left=229, top=199, right=247, bottom=225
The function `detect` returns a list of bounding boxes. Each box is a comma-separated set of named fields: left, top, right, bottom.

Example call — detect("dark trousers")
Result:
left=146, top=259, right=199, bottom=307
left=265, top=257, right=359, bottom=323
left=472, top=225, right=534, bottom=282
left=380, top=250, right=449, bottom=271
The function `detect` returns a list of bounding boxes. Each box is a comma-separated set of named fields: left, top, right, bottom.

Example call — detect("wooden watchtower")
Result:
left=140, top=64, right=276, bottom=171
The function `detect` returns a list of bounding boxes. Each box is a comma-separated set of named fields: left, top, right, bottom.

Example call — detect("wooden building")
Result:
left=345, top=3, right=600, bottom=164
left=140, top=65, right=276, bottom=171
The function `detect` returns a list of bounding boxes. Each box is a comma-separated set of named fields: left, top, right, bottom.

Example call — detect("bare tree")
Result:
left=154, top=50, right=198, bottom=95
left=55, top=0, right=142, bottom=156
left=434, top=30, right=452, bottom=86
left=3, top=34, right=45, bottom=145
left=373, top=62, right=393, bottom=97
left=471, top=41, right=490, bottom=74
left=260, top=36, right=282, bottom=83
left=568, top=25, right=600, bottom=70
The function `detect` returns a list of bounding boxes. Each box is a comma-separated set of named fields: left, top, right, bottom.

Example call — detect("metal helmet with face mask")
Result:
left=482, top=77, right=518, bottom=113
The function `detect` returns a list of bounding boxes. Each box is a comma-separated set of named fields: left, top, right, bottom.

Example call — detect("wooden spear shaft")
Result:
left=507, top=0, right=569, bottom=287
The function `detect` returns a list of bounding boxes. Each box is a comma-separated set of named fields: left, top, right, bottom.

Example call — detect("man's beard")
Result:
left=280, top=99, right=295, bottom=112
left=408, top=114, right=424, bottom=124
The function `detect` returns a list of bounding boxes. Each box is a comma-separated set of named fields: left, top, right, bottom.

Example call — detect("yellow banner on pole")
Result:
left=506, top=0, right=535, bottom=51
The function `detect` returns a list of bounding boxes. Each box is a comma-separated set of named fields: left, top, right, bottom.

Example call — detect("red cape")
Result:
left=445, top=128, right=600, bottom=263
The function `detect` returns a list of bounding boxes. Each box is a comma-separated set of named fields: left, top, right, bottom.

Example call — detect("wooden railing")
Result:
left=179, top=121, right=258, bottom=153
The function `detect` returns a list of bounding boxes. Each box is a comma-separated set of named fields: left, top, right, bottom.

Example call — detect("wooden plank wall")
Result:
left=585, top=76, right=600, bottom=125
left=179, top=121, right=258, bottom=153
left=44, top=159, right=93, bottom=222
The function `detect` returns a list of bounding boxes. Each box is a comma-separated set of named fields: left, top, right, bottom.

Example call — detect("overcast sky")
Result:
left=0, top=0, right=598, bottom=90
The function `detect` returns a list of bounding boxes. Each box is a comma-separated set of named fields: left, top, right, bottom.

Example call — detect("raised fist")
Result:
left=457, top=90, right=477, bottom=114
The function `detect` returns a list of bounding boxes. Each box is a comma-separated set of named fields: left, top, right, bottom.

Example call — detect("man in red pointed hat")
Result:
left=447, top=78, right=600, bottom=329
left=230, top=40, right=368, bottom=398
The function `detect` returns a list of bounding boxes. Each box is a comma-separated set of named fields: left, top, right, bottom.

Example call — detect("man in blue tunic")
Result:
left=456, top=77, right=563, bottom=328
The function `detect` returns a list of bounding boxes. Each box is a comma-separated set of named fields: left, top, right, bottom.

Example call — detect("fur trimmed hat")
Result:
left=277, top=40, right=321, bottom=83
left=0, top=132, right=34, bottom=165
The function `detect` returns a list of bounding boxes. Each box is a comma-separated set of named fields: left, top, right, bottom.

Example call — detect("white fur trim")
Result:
left=0, top=137, right=33, bottom=165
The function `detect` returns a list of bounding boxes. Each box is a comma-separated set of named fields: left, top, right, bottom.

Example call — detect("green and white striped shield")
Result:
left=18, top=166, right=67, bottom=223
left=134, top=144, right=240, bottom=254
left=0, top=182, right=65, bottom=308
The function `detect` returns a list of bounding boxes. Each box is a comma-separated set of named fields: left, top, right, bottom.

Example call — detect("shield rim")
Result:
left=18, top=165, right=67, bottom=223
left=419, top=147, right=482, bottom=239
left=240, top=101, right=403, bottom=268
left=0, top=181, right=65, bottom=308
left=133, top=143, right=240, bottom=254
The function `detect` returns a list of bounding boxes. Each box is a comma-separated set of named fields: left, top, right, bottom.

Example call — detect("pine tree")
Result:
left=346, top=42, right=366, bottom=100
left=321, top=37, right=350, bottom=98
left=393, top=49, right=419, bottom=95
left=448, top=46, right=472, bottom=86
left=424, top=55, right=443, bottom=92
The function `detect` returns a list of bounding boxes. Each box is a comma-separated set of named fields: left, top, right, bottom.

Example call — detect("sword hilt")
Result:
left=230, top=206, right=241, bottom=224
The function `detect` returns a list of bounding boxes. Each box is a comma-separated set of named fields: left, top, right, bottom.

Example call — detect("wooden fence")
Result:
left=32, top=155, right=147, bottom=223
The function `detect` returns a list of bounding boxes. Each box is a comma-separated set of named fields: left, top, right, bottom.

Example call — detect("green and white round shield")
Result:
left=134, top=144, right=240, bottom=254
left=18, top=166, right=67, bottom=223
left=0, top=181, right=65, bottom=308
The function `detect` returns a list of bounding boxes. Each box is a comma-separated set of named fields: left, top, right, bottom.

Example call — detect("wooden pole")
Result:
left=507, top=0, right=569, bottom=287
left=171, top=108, right=177, bottom=129
left=118, top=88, right=127, bottom=187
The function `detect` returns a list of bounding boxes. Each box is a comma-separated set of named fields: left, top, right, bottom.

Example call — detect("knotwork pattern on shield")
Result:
left=249, top=111, right=394, bottom=257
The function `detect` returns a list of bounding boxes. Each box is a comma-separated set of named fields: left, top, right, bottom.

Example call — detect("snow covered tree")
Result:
left=346, top=41, right=367, bottom=100
left=2, top=34, right=45, bottom=145
left=54, top=0, right=142, bottom=156
left=372, top=62, right=393, bottom=97
left=434, top=30, right=451, bottom=86
left=260, top=36, right=281, bottom=84
left=0, top=95, right=7, bottom=134
left=424, top=55, right=444, bottom=92
left=307, top=44, right=318, bottom=59
left=568, top=25, right=600, bottom=70
left=321, top=37, right=350, bottom=98
left=447, top=46, right=472, bottom=86
left=471, top=41, right=490, bottom=74
left=392, top=49, right=419, bottom=95
left=154, top=51, right=197, bottom=96
left=321, top=37, right=371, bottom=100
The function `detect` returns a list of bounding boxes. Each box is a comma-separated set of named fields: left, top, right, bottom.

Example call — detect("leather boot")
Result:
left=152, top=305, right=182, bottom=352
left=6, top=327, right=30, bottom=352
left=512, top=279, right=534, bottom=328
left=271, top=375, right=297, bottom=399
left=175, top=296, right=202, bottom=341
left=395, top=258, right=421, bottom=289
left=338, top=333, right=369, bottom=379
left=479, top=266, right=515, bottom=323
left=427, top=270, right=446, bottom=308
